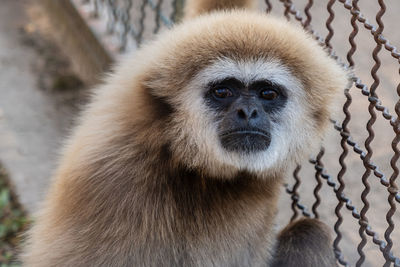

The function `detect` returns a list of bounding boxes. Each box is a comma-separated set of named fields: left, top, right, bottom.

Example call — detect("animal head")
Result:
left=115, top=11, right=348, bottom=179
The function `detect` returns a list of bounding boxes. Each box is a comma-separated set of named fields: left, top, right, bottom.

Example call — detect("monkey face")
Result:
left=136, top=11, right=348, bottom=178
left=174, top=58, right=310, bottom=176
left=204, top=67, right=289, bottom=154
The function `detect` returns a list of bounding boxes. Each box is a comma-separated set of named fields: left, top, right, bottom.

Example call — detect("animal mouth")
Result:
left=219, top=128, right=271, bottom=153
left=221, top=128, right=270, bottom=138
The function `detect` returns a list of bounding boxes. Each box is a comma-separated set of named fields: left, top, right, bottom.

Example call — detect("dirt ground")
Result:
left=0, top=0, right=399, bottom=266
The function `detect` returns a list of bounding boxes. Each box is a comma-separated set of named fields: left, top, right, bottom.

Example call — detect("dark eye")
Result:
left=213, top=88, right=233, bottom=98
left=260, top=89, right=279, bottom=100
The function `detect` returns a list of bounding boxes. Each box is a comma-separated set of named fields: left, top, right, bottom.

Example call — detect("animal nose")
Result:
left=237, top=106, right=259, bottom=121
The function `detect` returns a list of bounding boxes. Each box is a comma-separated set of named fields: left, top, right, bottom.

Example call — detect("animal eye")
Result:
left=213, top=88, right=233, bottom=98
left=260, top=89, right=279, bottom=100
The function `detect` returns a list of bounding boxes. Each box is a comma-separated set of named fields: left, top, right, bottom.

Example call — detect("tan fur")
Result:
left=22, top=1, right=348, bottom=266
left=184, top=0, right=256, bottom=19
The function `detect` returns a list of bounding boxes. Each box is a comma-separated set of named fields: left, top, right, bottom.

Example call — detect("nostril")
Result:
left=237, top=108, right=258, bottom=120
left=237, top=109, right=247, bottom=119
left=250, top=109, right=258, bottom=119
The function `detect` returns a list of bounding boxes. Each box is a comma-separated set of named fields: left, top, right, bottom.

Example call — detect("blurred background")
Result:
left=0, top=0, right=399, bottom=266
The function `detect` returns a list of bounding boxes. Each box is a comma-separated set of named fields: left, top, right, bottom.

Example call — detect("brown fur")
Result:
left=22, top=1, right=348, bottom=266
left=272, top=218, right=338, bottom=267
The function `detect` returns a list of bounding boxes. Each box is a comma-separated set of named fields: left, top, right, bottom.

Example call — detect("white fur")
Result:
left=175, top=58, right=317, bottom=175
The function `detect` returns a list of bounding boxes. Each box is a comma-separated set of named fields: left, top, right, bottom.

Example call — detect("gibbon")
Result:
left=22, top=0, right=347, bottom=266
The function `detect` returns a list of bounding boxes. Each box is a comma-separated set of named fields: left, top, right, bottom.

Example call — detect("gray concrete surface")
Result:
left=0, top=0, right=83, bottom=213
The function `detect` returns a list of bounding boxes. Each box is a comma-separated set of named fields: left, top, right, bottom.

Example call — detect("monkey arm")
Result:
left=271, top=218, right=338, bottom=267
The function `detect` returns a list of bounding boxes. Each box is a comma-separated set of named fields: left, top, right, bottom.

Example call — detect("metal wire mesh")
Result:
left=71, top=0, right=182, bottom=53
left=272, top=1, right=400, bottom=266
left=70, top=0, right=399, bottom=266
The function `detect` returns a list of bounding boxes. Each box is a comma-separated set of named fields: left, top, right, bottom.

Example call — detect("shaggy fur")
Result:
left=271, top=218, right=338, bottom=267
left=184, top=0, right=255, bottom=18
left=22, top=0, right=347, bottom=266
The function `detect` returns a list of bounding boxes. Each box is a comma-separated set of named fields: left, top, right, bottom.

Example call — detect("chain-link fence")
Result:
left=72, top=0, right=183, bottom=53
left=69, top=0, right=400, bottom=266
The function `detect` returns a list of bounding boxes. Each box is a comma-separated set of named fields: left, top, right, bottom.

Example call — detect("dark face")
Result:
left=204, top=78, right=288, bottom=153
